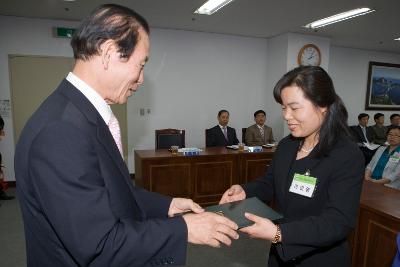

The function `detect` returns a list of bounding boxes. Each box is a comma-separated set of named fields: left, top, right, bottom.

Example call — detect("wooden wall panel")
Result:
left=149, top=164, right=191, bottom=197
left=193, top=161, right=235, bottom=204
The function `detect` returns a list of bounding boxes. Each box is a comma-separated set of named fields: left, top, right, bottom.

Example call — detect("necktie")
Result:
left=361, top=126, right=369, bottom=143
left=259, top=126, right=265, bottom=140
left=223, top=126, right=228, bottom=140
left=108, top=113, right=123, bottom=157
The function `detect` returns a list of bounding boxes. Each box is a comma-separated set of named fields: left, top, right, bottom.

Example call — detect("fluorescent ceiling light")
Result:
left=304, top=7, right=375, bottom=29
left=195, top=0, right=235, bottom=15
left=395, top=38, right=400, bottom=41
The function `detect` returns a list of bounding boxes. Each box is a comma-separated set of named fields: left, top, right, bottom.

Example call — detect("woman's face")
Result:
left=281, top=85, right=327, bottom=139
left=387, top=128, right=400, bottom=146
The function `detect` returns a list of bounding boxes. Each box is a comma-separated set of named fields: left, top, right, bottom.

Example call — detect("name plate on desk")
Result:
left=205, top=197, right=283, bottom=228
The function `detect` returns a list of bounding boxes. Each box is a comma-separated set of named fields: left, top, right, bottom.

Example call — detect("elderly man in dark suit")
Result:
left=245, top=110, right=275, bottom=146
left=15, top=5, right=238, bottom=267
left=206, top=110, right=239, bottom=147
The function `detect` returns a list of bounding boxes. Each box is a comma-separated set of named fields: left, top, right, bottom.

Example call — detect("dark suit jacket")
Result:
left=350, top=125, right=373, bottom=144
left=245, top=124, right=275, bottom=146
left=15, top=80, right=187, bottom=267
left=206, top=125, right=239, bottom=147
left=242, top=135, right=364, bottom=267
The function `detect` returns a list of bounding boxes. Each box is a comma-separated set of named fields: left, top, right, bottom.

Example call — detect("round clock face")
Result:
left=298, top=44, right=321, bottom=66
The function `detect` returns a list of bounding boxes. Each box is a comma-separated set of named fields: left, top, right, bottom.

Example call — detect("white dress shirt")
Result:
left=66, top=72, right=112, bottom=125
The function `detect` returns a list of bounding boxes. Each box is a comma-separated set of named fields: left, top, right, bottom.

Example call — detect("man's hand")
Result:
left=240, top=213, right=278, bottom=241
left=183, top=212, right=239, bottom=247
left=219, top=184, right=246, bottom=204
left=168, top=198, right=204, bottom=217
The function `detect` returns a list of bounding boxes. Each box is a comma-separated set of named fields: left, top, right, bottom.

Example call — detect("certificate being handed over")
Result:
left=205, top=197, right=283, bottom=229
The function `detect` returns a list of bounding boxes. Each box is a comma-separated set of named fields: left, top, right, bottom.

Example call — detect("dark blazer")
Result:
left=245, top=124, right=275, bottom=146
left=350, top=125, right=373, bottom=144
left=206, top=125, right=239, bottom=147
left=242, top=135, right=364, bottom=267
left=15, top=80, right=187, bottom=267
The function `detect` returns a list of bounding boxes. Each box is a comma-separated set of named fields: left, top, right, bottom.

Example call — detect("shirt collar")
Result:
left=219, top=124, right=227, bottom=129
left=257, top=124, right=264, bottom=130
left=66, top=72, right=112, bottom=125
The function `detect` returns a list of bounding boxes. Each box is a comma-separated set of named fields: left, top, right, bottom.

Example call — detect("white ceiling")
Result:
left=0, top=0, right=399, bottom=54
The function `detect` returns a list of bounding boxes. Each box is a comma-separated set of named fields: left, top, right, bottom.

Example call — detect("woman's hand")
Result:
left=239, top=213, right=279, bottom=241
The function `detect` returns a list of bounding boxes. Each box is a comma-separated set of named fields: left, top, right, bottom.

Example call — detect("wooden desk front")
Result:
left=352, top=181, right=400, bottom=267
left=134, top=147, right=274, bottom=206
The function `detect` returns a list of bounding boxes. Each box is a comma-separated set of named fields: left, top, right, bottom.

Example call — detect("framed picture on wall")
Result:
left=366, top=61, right=400, bottom=110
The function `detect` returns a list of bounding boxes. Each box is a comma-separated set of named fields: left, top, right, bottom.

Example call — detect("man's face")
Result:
left=359, top=116, right=369, bottom=127
left=254, top=113, right=266, bottom=126
left=218, top=112, right=229, bottom=126
left=103, top=28, right=150, bottom=104
left=391, top=116, right=400, bottom=126
left=376, top=116, right=385, bottom=125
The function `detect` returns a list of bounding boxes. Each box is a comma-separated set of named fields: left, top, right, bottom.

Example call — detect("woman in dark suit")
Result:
left=220, top=66, right=364, bottom=266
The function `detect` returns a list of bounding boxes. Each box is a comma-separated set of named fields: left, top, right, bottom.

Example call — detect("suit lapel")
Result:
left=277, top=138, right=299, bottom=206
left=97, top=121, right=130, bottom=179
left=279, top=138, right=323, bottom=212
left=59, top=80, right=131, bottom=187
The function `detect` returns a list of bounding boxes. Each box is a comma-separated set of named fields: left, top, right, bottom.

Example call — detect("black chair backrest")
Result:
left=242, top=128, right=247, bottom=143
left=155, top=129, right=185, bottom=149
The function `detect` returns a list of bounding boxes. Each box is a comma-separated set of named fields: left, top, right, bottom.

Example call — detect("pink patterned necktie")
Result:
left=108, top=113, right=123, bottom=157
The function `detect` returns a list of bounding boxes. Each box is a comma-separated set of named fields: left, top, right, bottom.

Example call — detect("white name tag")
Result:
left=289, top=173, right=317, bottom=198
left=389, top=156, right=400, bottom=163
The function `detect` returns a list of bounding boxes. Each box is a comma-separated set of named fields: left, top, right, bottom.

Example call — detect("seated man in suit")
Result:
left=206, top=110, right=239, bottom=147
left=350, top=113, right=375, bottom=164
left=245, top=110, right=275, bottom=146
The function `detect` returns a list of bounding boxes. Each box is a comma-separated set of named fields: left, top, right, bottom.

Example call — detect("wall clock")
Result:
left=297, top=44, right=321, bottom=66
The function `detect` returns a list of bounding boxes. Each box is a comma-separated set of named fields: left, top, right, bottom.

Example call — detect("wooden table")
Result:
left=352, top=181, right=400, bottom=267
left=134, top=147, right=275, bottom=206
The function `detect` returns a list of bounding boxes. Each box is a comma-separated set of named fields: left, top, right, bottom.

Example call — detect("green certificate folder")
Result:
left=205, top=197, right=283, bottom=229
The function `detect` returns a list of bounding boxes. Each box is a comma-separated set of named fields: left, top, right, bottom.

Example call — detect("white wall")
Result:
left=265, top=34, right=289, bottom=140
left=328, top=46, right=400, bottom=126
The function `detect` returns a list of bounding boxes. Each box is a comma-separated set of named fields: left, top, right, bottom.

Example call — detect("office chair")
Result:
left=155, top=128, right=185, bottom=149
left=242, top=128, right=247, bottom=144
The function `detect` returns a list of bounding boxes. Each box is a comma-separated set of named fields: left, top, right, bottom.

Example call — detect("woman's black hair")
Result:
left=273, top=66, right=351, bottom=157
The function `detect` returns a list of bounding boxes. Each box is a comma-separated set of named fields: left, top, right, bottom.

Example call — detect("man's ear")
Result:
left=100, top=40, right=115, bottom=70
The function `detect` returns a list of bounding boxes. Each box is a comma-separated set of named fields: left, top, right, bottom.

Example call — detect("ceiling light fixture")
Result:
left=304, top=7, right=375, bottom=29
left=395, top=38, right=400, bottom=41
left=194, top=0, right=235, bottom=15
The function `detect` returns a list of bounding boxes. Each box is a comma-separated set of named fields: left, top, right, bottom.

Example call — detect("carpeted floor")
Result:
left=0, top=188, right=269, bottom=267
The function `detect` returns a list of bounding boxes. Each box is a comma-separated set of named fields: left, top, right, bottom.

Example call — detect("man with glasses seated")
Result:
left=365, top=126, right=400, bottom=189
